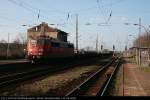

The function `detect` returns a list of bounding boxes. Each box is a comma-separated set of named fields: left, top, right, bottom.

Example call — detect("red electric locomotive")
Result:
left=27, top=35, right=74, bottom=63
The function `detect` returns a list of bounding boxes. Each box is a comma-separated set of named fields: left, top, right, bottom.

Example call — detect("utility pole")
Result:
left=139, top=18, right=141, bottom=47
left=126, top=34, right=128, bottom=57
left=139, top=18, right=141, bottom=65
left=96, top=33, right=98, bottom=52
left=76, top=14, right=78, bottom=53
left=7, top=33, right=10, bottom=59
left=41, top=22, right=45, bottom=36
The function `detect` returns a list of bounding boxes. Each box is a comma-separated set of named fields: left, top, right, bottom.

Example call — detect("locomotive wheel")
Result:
left=31, top=56, right=36, bottom=64
left=31, top=60, right=35, bottom=64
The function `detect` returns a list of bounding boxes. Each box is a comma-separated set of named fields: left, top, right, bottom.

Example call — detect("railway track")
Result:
left=0, top=62, right=81, bottom=89
left=65, top=57, right=121, bottom=96
left=0, top=56, right=111, bottom=75
left=0, top=62, right=31, bottom=76
left=0, top=57, right=113, bottom=94
left=0, top=53, right=113, bottom=76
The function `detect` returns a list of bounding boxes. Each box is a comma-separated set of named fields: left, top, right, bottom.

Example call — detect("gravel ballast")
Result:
left=1, top=65, right=100, bottom=96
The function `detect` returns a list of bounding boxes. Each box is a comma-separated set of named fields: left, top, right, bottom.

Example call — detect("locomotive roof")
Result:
left=27, top=22, right=68, bottom=35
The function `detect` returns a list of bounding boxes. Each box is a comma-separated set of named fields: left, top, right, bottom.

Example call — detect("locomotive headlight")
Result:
left=29, top=49, right=32, bottom=52
left=38, top=53, right=42, bottom=55
left=39, top=49, right=43, bottom=52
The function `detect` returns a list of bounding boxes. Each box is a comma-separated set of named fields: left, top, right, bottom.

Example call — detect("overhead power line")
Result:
left=7, top=0, right=61, bottom=24
left=7, top=0, right=36, bottom=13
left=97, top=0, right=109, bottom=24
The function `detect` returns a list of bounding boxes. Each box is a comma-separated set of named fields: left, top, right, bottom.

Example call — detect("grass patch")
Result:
left=110, top=64, right=123, bottom=96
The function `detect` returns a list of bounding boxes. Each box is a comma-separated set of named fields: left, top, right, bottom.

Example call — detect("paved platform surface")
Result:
left=118, top=59, right=150, bottom=96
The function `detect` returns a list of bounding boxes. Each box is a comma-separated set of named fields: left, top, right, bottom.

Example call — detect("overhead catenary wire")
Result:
left=8, top=0, right=125, bottom=22
left=96, top=0, right=118, bottom=50
left=97, top=0, right=107, bottom=23
left=7, top=0, right=125, bottom=27
left=7, top=0, right=36, bottom=13
left=7, top=0, right=63, bottom=25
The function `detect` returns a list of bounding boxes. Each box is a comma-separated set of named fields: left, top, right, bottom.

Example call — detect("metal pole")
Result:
left=148, top=28, right=150, bottom=64
left=123, top=64, right=124, bottom=96
left=76, top=14, right=78, bottom=52
left=136, top=48, right=139, bottom=64
left=7, top=33, right=10, bottom=59
left=139, top=18, right=141, bottom=65
left=96, top=33, right=98, bottom=52
left=126, top=35, right=128, bottom=57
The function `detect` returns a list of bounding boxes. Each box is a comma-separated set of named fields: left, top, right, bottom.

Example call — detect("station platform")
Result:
left=118, top=58, right=150, bottom=96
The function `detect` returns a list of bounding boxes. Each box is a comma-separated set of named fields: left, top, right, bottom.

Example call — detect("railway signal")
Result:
left=113, top=45, right=115, bottom=51
left=101, top=45, right=103, bottom=50
left=125, top=45, right=127, bottom=51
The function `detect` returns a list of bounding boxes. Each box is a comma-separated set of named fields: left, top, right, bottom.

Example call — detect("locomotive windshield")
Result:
left=30, top=40, right=37, bottom=45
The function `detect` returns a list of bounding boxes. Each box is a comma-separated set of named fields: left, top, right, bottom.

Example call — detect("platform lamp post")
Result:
left=125, top=35, right=129, bottom=57
left=125, top=34, right=132, bottom=57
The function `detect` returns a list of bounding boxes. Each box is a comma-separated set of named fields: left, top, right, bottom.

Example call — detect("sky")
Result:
left=0, top=0, right=150, bottom=51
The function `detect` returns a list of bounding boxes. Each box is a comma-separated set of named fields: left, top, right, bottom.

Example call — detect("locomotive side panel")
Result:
left=27, top=37, right=74, bottom=62
left=45, top=41, right=74, bottom=58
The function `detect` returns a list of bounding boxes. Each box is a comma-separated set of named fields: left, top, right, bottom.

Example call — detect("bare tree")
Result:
left=0, top=40, right=7, bottom=43
left=14, top=33, right=27, bottom=45
left=133, top=32, right=150, bottom=47
left=9, top=33, right=27, bottom=58
left=0, top=39, right=7, bottom=58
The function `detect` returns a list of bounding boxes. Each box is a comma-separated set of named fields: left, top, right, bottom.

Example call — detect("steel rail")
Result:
left=0, top=66, right=52, bottom=83
left=65, top=58, right=115, bottom=96
left=0, top=62, right=30, bottom=73
left=0, top=67, right=55, bottom=88
left=0, top=57, right=111, bottom=90
left=99, top=59, right=121, bottom=96
left=0, top=61, right=82, bottom=89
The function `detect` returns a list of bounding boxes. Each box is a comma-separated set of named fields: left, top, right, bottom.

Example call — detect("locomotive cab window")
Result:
left=51, top=42, right=60, bottom=47
left=37, top=39, right=45, bottom=45
left=60, top=43, right=68, bottom=48
left=30, top=40, right=37, bottom=44
left=45, top=39, right=51, bottom=45
left=68, top=44, right=74, bottom=48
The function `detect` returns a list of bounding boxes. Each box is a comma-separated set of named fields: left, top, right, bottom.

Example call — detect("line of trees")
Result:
left=133, top=32, right=150, bottom=48
left=0, top=33, right=27, bottom=59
